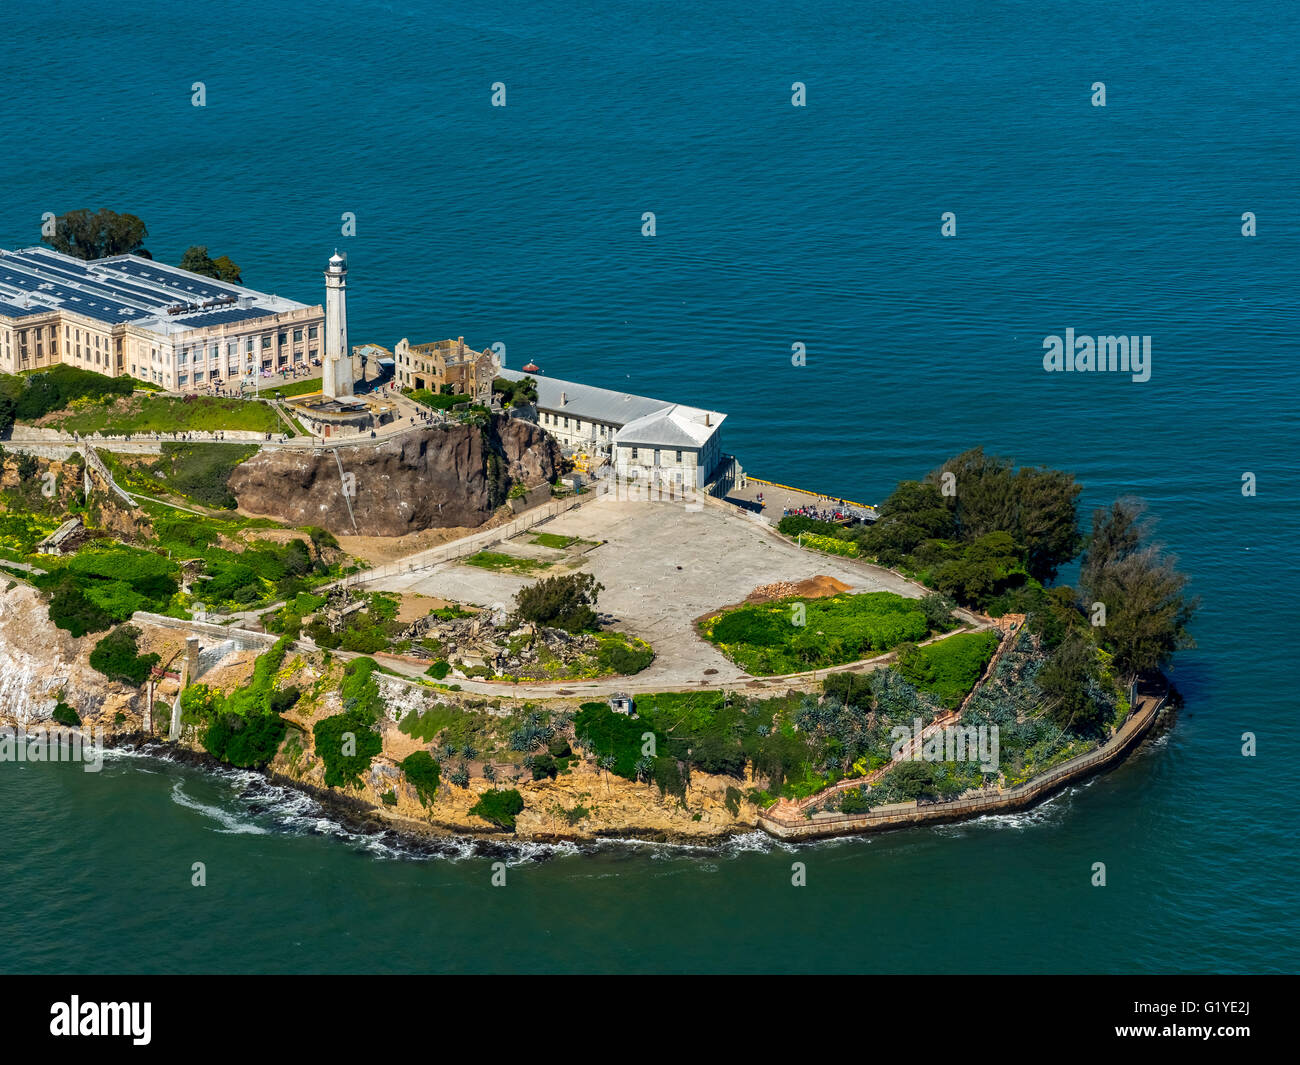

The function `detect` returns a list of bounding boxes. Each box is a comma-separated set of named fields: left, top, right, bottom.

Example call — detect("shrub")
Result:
left=51, top=701, right=81, bottom=727
left=777, top=515, right=843, bottom=538
left=401, top=751, right=441, bottom=805
left=515, top=571, right=604, bottom=633
left=468, top=788, right=524, bottom=830
left=801, top=533, right=858, bottom=557
left=595, top=636, right=654, bottom=675
left=89, top=624, right=161, bottom=686
left=426, top=659, right=451, bottom=679
left=312, top=711, right=383, bottom=787
left=573, top=702, right=665, bottom=780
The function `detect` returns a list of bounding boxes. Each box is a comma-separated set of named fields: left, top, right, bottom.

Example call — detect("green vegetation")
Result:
left=573, top=703, right=666, bottom=780
left=593, top=631, right=654, bottom=675
left=700, top=591, right=929, bottom=675
left=492, top=376, right=538, bottom=409
left=37, top=545, right=179, bottom=636
left=268, top=377, right=324, bottom=398
left=178, top=245, right=242, bottom=283
left=312, top=658, right=385, bottom=787
left=401, top=751, right=441, bottom=805
left=1079, top=499, right=1199, bottom=681
left=88, top=624, right=161, bottom=686
left=468, top=788, right=524, bottom=830
left=110, top=443, right=259, bottom=509
left=799, top=533, right=858, bottom=557
left=776, top=515, right=843, bottom=538
left=51, top=701, right=81, bottom=727
left=303, top=591, right=403, bottom=652
left=180, top=636, right=297, bottom=768
left=530, top=532, right=589, bottom=550
left=46, top=394, right=283, bottom=436
left=41, top=208, right=149, bottom=260
left=894, top=630, right=999, bottom=709
left=462, top=551, right=551, bottom=576
left=0, top=363, right=135, bottom=433
left=404, top=388, right=465, bottom=411
left=515, top=571, right=602, bottom=633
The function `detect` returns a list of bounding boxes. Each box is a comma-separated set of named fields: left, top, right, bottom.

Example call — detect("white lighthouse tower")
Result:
left=322, top=251, right=352, bottom=399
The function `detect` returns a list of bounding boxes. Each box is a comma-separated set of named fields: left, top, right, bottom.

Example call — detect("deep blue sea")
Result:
left=1, top=0, right=1297, bottom=973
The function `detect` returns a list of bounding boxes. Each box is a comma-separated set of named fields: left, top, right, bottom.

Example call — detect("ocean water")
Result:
left=1, top=0, right=1297, bottom=973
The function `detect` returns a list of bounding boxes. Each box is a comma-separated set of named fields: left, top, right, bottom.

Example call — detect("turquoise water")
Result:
left=1, top=0, right=1297, bottom=973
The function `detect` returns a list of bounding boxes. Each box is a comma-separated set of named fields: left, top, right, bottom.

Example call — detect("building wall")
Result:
left=614, top=441, right=708, bottom=487
left=394, top=337, right=496, bottom=401
left=534, top=406, right=619, bottom=453
left=0, top=304, right=323, bottom=391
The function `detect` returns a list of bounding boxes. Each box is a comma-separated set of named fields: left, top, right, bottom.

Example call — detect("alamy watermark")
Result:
left=0, top=726, right=104, bottom=772
left=1042, top=329, right=1151, bottom=382
left=890, top=719, right=999, bottom=773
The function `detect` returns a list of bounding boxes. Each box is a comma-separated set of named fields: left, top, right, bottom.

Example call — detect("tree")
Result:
left=1011, top=465, right=1083, bottom=582
left=927, top=447, right=1016, bottom=541
left=42, top=209, right=148, bottom=260
left=1080, top=499, right=1198, bottom=680
left=515, top=572, right=604, bottom=633
left=857, top=480, right=955, bottom=564
left=211, top=255, right=242, bottom=283
left=1036, top=631, right=1105, bottom=733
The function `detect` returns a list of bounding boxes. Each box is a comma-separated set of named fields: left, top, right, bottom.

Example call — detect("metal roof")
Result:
left=614, top=404, right=725, bottom=449
left=0, top=247, right=311, bottom=334
left=498, top=367, right=724, bottom=431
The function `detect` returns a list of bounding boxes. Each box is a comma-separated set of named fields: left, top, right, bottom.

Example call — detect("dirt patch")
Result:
left=392, top=593, right=462, bottom=623
left=747, top=575, right=851, bottom=602
left=196, top=648, right=261, bottom=692
left=333, top=506, right=519, bottom=566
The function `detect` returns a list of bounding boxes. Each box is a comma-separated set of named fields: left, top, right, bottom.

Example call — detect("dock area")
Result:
left=724, top=475, right=878, bottom=524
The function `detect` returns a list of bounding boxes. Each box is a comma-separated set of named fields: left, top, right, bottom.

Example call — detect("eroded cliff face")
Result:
left=0, top=584, right=143, bottom=729
left=227, top=416, right=561, bottom=536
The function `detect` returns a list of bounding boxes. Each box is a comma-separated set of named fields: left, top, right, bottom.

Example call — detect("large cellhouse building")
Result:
left=0, top=247, right=323, bottom=390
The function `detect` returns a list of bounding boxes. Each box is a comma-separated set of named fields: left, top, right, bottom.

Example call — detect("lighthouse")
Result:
left=322, top=251, right=352, bottom=399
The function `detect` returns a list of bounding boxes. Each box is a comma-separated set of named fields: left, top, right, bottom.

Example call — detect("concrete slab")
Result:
left=368, top=497, right=924, bottom=689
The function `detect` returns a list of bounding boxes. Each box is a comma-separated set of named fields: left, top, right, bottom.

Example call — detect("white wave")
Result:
left=169, top=780, right=269, bottom=835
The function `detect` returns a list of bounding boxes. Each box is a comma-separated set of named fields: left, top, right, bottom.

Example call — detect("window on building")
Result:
left=262, top=336, right=271, bottom=349
left=278, top=332, right=286, bottom=346
left=676, top=450, right=683, bottom=462
left=631, top=447, right=638, bottom=460
left=308, top=325, right=318, bottom=339
left=293, top=329, right=302, bottom=342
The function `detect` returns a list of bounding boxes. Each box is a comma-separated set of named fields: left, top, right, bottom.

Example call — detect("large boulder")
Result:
left=228, top=416, right=561, bottom=536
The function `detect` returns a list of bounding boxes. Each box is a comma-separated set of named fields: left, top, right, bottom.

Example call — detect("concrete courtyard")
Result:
left=368, top=497, right=924, bottom=690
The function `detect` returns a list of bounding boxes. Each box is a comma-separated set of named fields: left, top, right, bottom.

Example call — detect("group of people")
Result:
left=782, top=502, right=852, bottom=523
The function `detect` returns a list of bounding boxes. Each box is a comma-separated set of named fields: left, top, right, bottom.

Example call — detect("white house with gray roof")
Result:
left=498, top=367, right=727, bottom=489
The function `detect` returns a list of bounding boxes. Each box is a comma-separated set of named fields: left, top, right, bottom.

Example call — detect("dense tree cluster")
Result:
left=41, top=208, right=149, bottom=260
left=177, top=245, right=242, bottom=283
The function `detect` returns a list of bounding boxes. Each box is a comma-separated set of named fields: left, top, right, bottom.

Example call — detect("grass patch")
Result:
left=895, top=630, right=1000, bottom=709
left=462, top=551, right=552, bottom=575
left=266, top=378, right=324, bottom=398
left=700, top=591, right=929, bottom=676
left=529, top=532, right=596, bottom=550
left=46, top=394, right=283, bottom=435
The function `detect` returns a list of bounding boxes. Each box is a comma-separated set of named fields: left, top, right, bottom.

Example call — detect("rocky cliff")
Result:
left=227, top=416, right=561, bottom=536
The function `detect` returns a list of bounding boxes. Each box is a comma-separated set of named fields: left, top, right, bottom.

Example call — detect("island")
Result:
left=0, top=233, right=1197, bottom=846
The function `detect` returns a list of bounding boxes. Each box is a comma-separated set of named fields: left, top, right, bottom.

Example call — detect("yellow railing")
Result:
left=745, top=476, right=875, bottom=510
